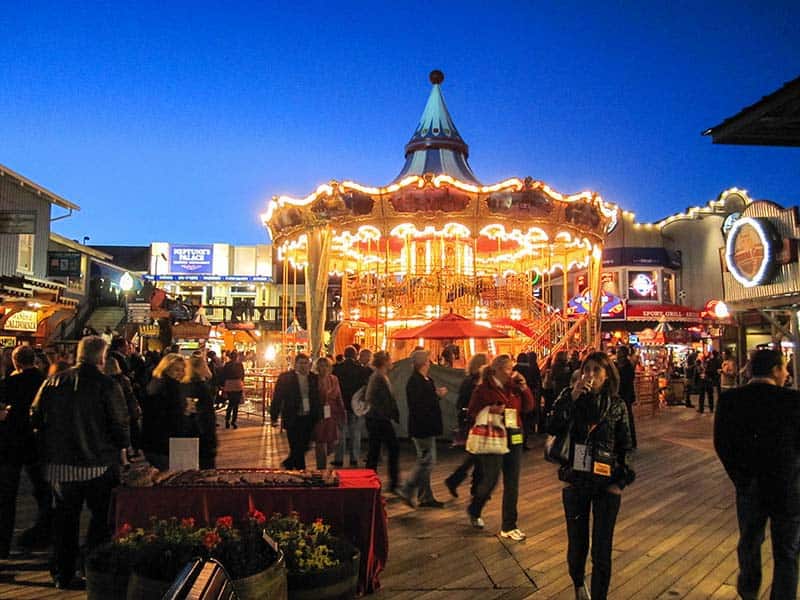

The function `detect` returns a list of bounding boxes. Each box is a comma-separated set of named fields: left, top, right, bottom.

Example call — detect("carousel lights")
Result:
left=473, top=306, right=489, bottom=319
left=424, top=305, right=442, bottom=318
left=725, top=216, right=778, bottom=288
left=509, top=307, right=522, bottom=321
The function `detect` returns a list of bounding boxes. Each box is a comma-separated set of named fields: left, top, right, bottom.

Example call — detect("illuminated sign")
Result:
left=567, top=291, right=625, bottom=319
left=725, top=217, right=780, bottom=288
left=721, top=212, right=741, bottom=236
left=4, top=310, right=38, bottom=332
left=170, top=245, right=214, bottom=274
left=628, top=272, right=657, bottom=299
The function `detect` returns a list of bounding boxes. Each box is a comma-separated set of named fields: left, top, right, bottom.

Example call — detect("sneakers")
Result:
left=500, top=528, right=527, bottom=541
left=470, top=516, right=485, bottom=529
left=393, top=487, right=416, bottom=508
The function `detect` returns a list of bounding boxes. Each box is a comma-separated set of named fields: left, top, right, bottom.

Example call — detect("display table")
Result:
left=111, top=469, right=388, bottom=594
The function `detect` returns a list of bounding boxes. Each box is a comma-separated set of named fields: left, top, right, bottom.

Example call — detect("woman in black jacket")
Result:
left=181, top=355, right=218, bottom=469
left=444, top=353, right=487, bottom=497
left=547, top=352, right=634, bottom=600
left=364, top=351, right=400, bottom=492
left=141, top=353, right=187, bottom=470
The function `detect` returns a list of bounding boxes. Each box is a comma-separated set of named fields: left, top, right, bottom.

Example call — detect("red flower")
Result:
left=202, top=531, right=221, bottom=550
left=215, top=516, right=233, bottom=529
left=249, top=509, right=266, bottom=524
left=114, top=523, right=133, bottom=539
left=314, top=517, right=324, bottom=526
left=181, top=517, right=196, bottom=529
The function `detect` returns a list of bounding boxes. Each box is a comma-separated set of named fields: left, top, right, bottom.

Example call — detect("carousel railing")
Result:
left=526, top=313, right=591, bottom=366
left=238, top=368, right=279, bottom=424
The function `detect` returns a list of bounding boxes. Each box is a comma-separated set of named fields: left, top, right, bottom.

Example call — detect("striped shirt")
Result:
left=45, top=464, right=109, bottom=484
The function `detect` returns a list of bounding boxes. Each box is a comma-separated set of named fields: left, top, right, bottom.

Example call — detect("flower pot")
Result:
left=86, top=567, right=129, bottom=600
left=288, top=546, right=360, bottom=600
left=126, top=572, right=172, bottom=600
left=233, top=549, right=288, bottom=600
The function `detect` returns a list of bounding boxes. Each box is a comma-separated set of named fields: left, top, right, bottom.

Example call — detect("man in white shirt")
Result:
left=270, top=354, right=321, bottom=469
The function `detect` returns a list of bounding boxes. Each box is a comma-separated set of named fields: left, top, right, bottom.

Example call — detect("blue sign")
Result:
left=566, top=291, right=625, bottom=320
left=144, top=274, right=273, bottom=283
left=170, top=245, right=213, bottom=274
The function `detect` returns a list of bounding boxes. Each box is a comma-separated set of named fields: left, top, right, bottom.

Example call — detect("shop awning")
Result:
left=626, top=303, right=702, bottom=323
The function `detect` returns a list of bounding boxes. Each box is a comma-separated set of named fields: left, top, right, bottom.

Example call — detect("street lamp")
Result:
left=82, top=236, right=90, bottom=245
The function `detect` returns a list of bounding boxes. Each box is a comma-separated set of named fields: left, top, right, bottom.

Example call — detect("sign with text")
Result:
left=170, top=245, right=213, bottom=274
left=47, top=251, right=82, bottom=277
left=0, top=211, right=37, bottom=234
left=3, top=310, right=38, bottom=332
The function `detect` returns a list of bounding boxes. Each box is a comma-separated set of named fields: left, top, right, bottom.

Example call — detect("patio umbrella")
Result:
left=392, top=312, right=508, bottom=340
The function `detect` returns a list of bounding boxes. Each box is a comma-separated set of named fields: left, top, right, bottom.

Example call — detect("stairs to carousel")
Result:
left=85, top=306, right=126, bottom=334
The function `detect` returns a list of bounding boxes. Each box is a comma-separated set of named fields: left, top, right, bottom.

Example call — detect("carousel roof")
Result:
left=395, top=70, right=480, bottom=184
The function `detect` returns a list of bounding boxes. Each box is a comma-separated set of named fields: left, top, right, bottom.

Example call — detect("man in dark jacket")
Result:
left=31, top=336, right=130, bottom=590
left=714, top=349, right=800, bottom=600
left=396, top=350, right=447, bottom=508
left=332, top=346, right=371, bottom=466
left=270, top=353, right=321, bottom=470
left=0, top=345, right=50, bottom=557
left=616, top=346, right=637, bottom=449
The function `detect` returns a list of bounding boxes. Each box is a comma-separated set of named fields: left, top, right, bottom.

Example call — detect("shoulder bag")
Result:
left=466, top=406, right=509, bottom=455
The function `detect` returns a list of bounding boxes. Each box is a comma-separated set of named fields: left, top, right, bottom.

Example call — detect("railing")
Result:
left=528, top=314, right=592, bottom=368
left=238, top=368, right=279, bottom=423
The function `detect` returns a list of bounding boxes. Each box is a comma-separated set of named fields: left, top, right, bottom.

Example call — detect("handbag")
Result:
left=351, top=385, right=370, bottom=417
left=544, top=430, right=571, bottom=464
left=466, top=406, right=509, bottom=455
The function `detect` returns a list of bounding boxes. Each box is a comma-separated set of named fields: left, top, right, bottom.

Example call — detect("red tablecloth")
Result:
left=111, top=469, right=388, bottom=594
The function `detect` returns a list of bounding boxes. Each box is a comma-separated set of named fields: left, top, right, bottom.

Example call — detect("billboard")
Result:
left=170, top=245, right=214, bottom=274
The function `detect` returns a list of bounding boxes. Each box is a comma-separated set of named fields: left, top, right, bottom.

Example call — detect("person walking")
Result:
left=222, top=351, right=245, bottom=428
left=141, top=353, right=187, bottom=470
left=467, top=354, right=534, bottom=539
left=720, top=350, right=737, bottom=393
left=616, top=345, right=637, bottom=449
left=0, top=345, right=52, bottom=557
left=313, top=357, right=345, bottom=469
left=105, top=353, right=142, bottom=459
left=527, top=352, right=543, bottom=433
left=332, top=346, right=371, bottom=467
left=30, top=336, right=130, bottom=590
left=181, top=355, right=218, bottom=470
left=364, top=351, right=400, bottom=492
left=444, top=353, right=487, bottom=498
left=396, top=350, right=448, bottom=509
left=547, top=351, right=634, bottom=600
left=270, top=354, right=321, bottom=470
left=714, top=349, right=800, bottom=600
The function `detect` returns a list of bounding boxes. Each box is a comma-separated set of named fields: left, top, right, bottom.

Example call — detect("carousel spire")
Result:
left=395, top=70, right=481, bottom=184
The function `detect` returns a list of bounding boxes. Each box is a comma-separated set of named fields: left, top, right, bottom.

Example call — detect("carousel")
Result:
left=262, top=71, right=618, bottom=361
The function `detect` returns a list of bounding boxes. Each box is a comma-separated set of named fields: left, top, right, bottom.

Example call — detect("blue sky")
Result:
left=1, top=1, right=798, bottom=245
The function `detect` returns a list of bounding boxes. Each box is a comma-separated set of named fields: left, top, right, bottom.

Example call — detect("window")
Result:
left=17, top=234, right=34, bottom=274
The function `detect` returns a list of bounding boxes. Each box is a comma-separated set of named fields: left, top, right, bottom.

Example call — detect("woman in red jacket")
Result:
left=467, top=354, right=534, bottom=541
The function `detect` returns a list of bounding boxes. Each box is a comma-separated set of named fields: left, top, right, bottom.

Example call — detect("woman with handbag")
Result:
left=466, top=354, right=534, bottom=540
left=364, top=351, right=400, bottom=492
left=546, top=352, right=634, bottom=600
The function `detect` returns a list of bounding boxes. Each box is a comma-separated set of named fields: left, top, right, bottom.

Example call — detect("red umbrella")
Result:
left=392, top=312, right=508, bottom=340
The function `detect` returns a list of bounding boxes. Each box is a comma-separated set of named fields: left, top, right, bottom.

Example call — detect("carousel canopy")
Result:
left=392, top=312, right=508, bottom=340
left=395, top=70, right=480, bottom=184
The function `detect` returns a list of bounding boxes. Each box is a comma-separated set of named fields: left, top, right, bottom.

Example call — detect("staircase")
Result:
left=85, top=306, right=126, bottom=334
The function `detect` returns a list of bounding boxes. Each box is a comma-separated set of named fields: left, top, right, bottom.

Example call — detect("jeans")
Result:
left=698, top=382, right=715, bottom=413
left=284, top=415, right=313, bottom=470
left=562, top=485, right=622, bottom=600
left=445, top=452, right=482, bottom=497
left=0, top=461, right=52, bottom=551
left=365, top=418, right=399, bottom=489
left=335, top=412, right=363, bottom=465
left=51, top=469, right=115, bottom=582
left=624, top=400, right=637, bottom=448
left=736, top=484, right=800, bottom=600
left=401, top=437, right=437, bottom=503
left=468, top=443, right=522, bottom=531
left=225, top=391, right=242, bottom=424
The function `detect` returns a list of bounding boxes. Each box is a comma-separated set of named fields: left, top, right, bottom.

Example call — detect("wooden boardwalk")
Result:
left=0, top=404, right=793, bottom=599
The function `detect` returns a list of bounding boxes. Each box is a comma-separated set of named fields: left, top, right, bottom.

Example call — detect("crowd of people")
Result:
left=0, top=333, right=797, bottom=599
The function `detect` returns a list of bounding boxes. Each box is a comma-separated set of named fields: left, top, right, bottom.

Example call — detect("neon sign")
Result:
left=630, top=273, right=655, bottom=297
left=725, top=216, right=779, bottom=288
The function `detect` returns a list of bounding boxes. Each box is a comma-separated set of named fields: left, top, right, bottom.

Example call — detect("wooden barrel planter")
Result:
left=85, top=567, right=129, bottom=600
left=287, top=542, right=360, bottom=600
left=126, top=572, right=173, bottom=599
left=232, top=549, right=288, bottom=600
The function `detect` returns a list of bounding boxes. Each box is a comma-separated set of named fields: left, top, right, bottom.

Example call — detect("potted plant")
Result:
left=106, top=514, right=286, bottom=600
left=266, top=512, right=360, bottom=600
left=85, top=524, right=143, bottom=600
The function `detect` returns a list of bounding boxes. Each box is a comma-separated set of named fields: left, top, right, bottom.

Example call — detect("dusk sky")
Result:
left=2, top=1, right=798, bottom=246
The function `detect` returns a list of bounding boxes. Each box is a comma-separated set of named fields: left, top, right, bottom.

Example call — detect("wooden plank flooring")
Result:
left=0, top=402, right=795, bottom=599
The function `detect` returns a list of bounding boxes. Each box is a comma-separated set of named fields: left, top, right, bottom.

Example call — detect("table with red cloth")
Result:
left=111, top=469, right=388, bottom=594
